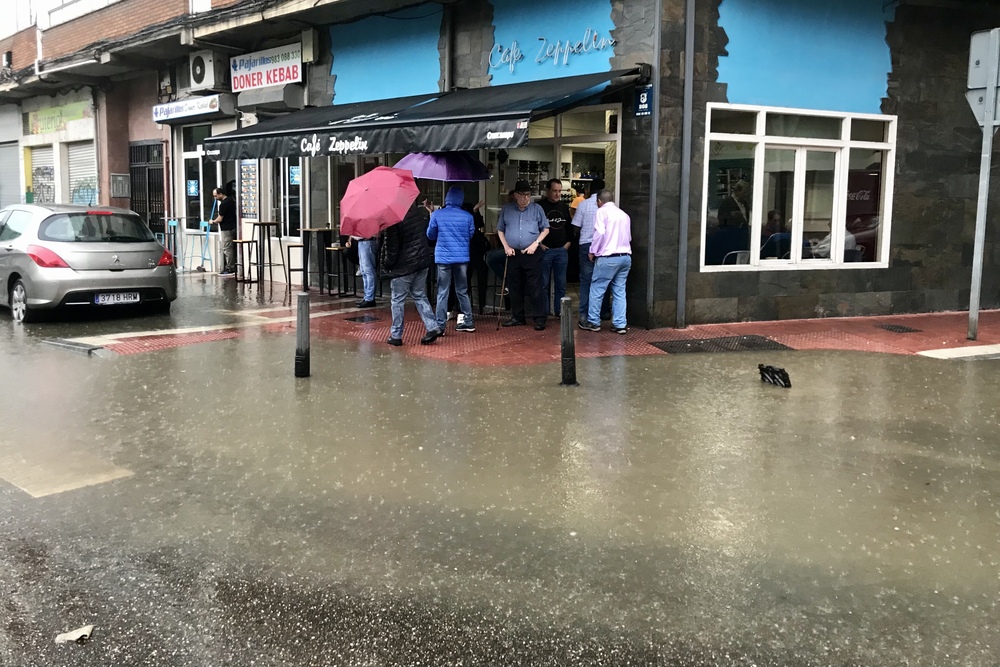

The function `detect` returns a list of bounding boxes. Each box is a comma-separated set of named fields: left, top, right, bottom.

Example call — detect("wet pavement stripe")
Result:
left=62, top=305, right=362, bottom=348
left=0, top=447, right=133, bottom=498
left=918, top=343, right=1000, bottom=360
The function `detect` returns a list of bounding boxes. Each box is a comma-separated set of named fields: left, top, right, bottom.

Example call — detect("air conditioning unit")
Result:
left=188, top=50, right=227, bottom=91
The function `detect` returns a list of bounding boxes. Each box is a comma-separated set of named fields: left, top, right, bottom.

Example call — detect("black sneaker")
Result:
left=501, top=318, right=526, bottom=327
left=533, top=321, right=546, bottom=331
left=456, top=321, right=475, bottom=332
left=420, top=329, right=443, bottom=345
left=613, top=327, right=629, bottom=335
left=579, top=321, right=601, bottom=332
left=356, top=300, right=377, bottom=308
left=386, top=337, right=403, bottom=346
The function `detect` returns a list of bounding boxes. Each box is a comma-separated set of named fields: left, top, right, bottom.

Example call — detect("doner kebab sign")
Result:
left=231, top=44, right=302, bottom=93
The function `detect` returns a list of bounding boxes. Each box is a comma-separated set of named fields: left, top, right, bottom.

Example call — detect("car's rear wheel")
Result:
left=9, top=280, right=34, bottom=323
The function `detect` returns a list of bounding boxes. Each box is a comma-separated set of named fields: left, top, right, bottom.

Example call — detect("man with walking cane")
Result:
left=497, top=180, right=549, bottom=331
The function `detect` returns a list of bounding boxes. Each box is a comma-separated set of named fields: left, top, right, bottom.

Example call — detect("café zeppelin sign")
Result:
left=490, top=28, right=616, bottom=74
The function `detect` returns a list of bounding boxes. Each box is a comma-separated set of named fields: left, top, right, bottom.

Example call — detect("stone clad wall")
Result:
left=669, top=0, right=1000, bottom=324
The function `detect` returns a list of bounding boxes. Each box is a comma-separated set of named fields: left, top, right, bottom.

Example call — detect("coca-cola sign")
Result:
left=847, top=172, right=880, bottom=217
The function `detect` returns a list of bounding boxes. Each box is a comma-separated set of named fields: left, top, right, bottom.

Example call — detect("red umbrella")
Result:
left=340, top=166, right=420, bottom=238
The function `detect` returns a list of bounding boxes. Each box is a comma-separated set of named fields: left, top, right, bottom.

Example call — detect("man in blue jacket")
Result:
left=427, top=185, right=476, bottom=333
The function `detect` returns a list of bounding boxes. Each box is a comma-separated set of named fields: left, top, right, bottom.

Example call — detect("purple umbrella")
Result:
left=393, top=152, right=491, bottom=182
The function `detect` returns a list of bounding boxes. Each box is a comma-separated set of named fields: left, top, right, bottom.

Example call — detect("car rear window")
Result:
left=39, top=213, right=155, bottom=243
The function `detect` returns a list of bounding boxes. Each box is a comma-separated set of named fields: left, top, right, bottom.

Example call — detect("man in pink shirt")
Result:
left=580, top=190, right=632, bottom=334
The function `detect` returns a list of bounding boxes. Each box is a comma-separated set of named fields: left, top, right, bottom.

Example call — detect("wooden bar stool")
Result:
left=233, top=239, right=257, bottom=283
left=285, top=242, right=304, bottom=290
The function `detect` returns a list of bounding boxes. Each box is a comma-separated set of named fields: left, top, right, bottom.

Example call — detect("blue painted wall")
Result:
left=328, top=6, right=442, bottom=104
left=717, top=0, right=894, bottom=114
left=490, top=0, right=615, bottom=86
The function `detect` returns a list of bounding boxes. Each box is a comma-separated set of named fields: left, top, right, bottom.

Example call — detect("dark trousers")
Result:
left=507, top=250, right=544, bottom=324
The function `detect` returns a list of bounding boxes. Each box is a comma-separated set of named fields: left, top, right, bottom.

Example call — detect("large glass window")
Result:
left=702, top=105, right=896, bottom=270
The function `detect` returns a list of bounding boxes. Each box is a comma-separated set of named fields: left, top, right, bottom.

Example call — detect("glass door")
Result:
left=272, top=157, right=302, bottom=237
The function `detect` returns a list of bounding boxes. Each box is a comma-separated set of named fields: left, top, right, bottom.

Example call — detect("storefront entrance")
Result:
left=180, top=124, right=235, bottom=227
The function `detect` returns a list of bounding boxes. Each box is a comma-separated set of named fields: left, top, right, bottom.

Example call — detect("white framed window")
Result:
left=701, top=104, right=896, bottom=271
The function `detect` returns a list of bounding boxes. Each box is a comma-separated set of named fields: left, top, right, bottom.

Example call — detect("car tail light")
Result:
left=157, top=249, right=174, bottom=266
left=86, top=210, right=114, bottom=215
left=26, top=245, right=69, bottom=268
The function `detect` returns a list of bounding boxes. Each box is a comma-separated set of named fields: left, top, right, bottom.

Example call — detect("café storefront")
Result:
left=204, top=68, right=643, bottom=291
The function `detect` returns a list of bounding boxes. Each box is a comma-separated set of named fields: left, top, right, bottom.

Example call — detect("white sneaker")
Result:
left=355, top=268, right=362, bottom=276
left=456, top=314, right=465, bottom=326
left=447, top=311, right=455, bottom=321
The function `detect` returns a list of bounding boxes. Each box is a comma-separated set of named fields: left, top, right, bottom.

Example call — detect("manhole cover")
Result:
left=345, top=315, right=381, bottom=323
left=650, top=335, right=791, bottom=354
left=877, top=324, right=921, bottom=334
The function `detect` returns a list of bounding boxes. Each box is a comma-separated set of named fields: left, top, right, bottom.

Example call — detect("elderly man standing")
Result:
left=497, top=180, right=549, bottom=330
left=571, top=177, right=611, bottom=328
left=580, top=190, right=632, bottom=335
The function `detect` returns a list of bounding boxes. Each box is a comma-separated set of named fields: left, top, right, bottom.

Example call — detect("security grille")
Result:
left=30, top=145, right=54, bottom=204
left=129, top=142, right=165, bottom=227
left=67, top=140, right=97, bottom=205
left=0, top=142, right=18, bottom=207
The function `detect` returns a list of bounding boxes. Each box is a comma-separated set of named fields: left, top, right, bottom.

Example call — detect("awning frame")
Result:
left=204, top=69, right=642, bottom=161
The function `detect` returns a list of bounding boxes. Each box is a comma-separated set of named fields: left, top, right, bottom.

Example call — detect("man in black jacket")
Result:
left=381, top=202, right=442, bottom=346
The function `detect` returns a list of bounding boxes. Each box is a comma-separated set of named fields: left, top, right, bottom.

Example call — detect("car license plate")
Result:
left=94, top=292, right=140, bottom=305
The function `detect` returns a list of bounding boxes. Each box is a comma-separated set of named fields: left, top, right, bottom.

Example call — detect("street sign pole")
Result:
left=968, top=28, right=1000, bottom=340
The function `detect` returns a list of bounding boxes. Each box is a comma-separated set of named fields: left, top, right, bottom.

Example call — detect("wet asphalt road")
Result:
left=1, top=277, right=1000, bottom=666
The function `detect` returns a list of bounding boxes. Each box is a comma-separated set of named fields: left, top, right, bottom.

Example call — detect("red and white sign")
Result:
left=230, top=43, right=302, bottom=93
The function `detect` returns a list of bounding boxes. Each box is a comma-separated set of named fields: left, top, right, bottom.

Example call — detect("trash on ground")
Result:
left=759, top=364, right=791, bottom=388
left=55, top=625, right=94, bottom=644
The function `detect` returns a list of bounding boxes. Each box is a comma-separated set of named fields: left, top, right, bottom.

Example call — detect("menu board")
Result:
left=239, top=160, right=258, bottom=219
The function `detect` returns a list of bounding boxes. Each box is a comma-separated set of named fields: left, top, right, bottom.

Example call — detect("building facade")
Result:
left=0, top=0, right=998, bottom=327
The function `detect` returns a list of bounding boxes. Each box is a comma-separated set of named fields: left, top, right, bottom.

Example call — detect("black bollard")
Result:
left=559, top=296, right=578, bottom=386
left=295, top=291, right=310, bottom=377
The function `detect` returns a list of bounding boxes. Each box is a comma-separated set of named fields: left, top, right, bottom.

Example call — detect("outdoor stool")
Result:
left=325, top=246, right=358, bottom=297
left=233, top=239, right=257, bottom=283
left=285, top=242, right=305, bottom=290
left=183, top=221, right=214, bottom=272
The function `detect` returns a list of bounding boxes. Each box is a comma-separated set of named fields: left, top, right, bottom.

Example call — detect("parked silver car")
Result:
left=0, top=204, right=178, bottom=322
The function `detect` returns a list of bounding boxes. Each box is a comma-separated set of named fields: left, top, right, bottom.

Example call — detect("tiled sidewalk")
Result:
left=91, top=288, right=1000, bottom=364
left=263, top=301, right=1000, bottom=366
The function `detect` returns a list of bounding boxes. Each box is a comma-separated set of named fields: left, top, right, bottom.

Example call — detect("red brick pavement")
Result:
left=96, top=293, right=1000, bottom=365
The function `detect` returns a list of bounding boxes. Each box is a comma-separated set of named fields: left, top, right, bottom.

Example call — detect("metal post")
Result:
left=295, top=291, right=310, bottom=377
left=646, top=0, right=663, bottom=328
left=969, top=28, right=1000, bottom=341
left=676, top=0, right=695, bottom=329
left=560, top=296, right=578, bottom=386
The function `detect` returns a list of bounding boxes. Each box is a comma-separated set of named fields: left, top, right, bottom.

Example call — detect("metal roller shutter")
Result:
left=67, top=141, right=97, bottom=205
left=30, top=146, right=54, bottom=204
left=0, top=142, right=18, bottom=207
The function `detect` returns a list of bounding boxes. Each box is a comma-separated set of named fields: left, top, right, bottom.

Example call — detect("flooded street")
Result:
left=1, top=285, right=999, bottom=665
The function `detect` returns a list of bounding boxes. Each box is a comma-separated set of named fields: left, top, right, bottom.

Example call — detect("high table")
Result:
left=249, top=221, right=283, bottom=284
left=299, top=226, right=335, bottom=291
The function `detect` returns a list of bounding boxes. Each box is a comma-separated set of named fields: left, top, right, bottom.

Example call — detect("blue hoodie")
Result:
left=427, top=186, right=475, bottom=264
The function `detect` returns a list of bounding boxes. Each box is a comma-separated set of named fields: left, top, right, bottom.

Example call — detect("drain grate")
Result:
left=877, top=324, right=921, bottom=334
left=345, top=315, right=381, bottom=323
left=650, top=335, right=791, bottom=354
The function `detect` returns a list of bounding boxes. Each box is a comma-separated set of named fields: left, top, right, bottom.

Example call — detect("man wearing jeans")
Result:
left=427, top=185, right=476, bottom=333
left=571, top=178, right=611, bottom=328
left=580, top=190, right=632, bottom=334
left=381, top=202, right=441, bottom=346
left=538, top=178, right=572, bottom=318
left=211, top=188, right=237, bottom=276
left=347, top=235, right=378, bottom=308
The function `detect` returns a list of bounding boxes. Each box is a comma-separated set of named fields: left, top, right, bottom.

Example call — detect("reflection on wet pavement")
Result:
left=0, top=281, right=999, bottom=665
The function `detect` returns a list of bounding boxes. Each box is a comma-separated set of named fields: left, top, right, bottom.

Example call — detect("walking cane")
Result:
left=496, top=254, right=509, bottom=330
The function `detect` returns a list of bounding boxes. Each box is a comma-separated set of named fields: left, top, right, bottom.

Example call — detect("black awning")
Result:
left=204, top=69, right=640, bottom=161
